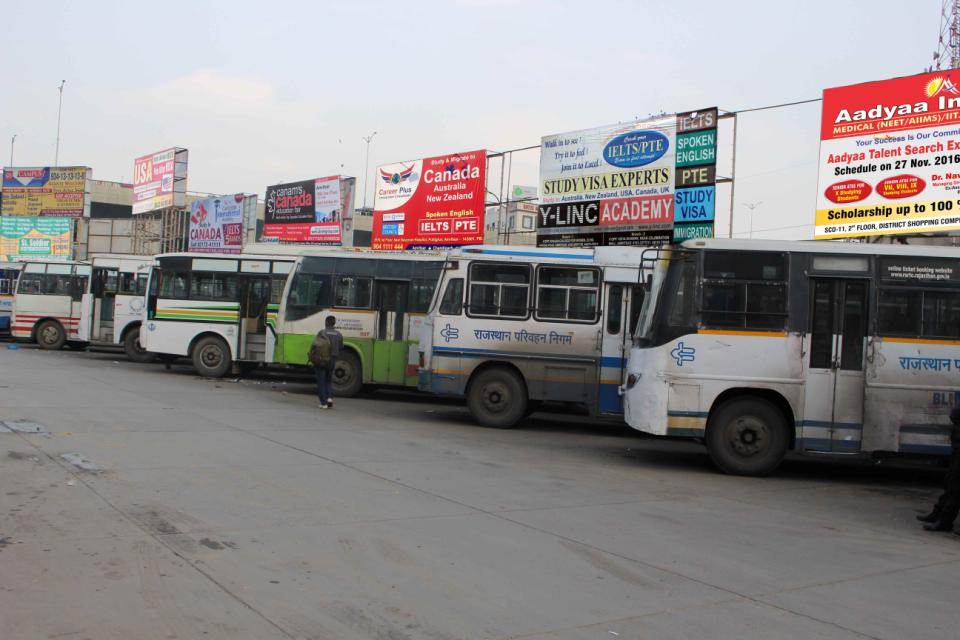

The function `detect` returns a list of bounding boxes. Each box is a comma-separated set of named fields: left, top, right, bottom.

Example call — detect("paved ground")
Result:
left=1, top=344, right=958, bottom=640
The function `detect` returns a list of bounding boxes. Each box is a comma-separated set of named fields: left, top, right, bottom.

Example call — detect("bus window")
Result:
left=119, top=272, right=148, bottom=296
left=650, top=254, right=697, bottom=345
left=701, top=251, right=787, bottom=329
left=628, top=285, right=645, bottom=335
left=335, top=276, right=372, bottom=308
left=439, top=278, right=464, bottom=316
left=17, top=272, right=43, bottom=294
left=269, top=275, right=286, bottom=304
left=877, top=289, right=920, bottom=335
left=408, top=280, right=435, bottom=313
left=285, top=272, right=333, bottom=321
left=607, top=285, right=623, bottom=334
left=921, top=290, right=960, bottom=338
left=839, top=281, right=868, bottom=370
left=467, top=263, right=530, bottom=319
left=535, top=266, right=600, bottom=322
left=190, top=272, right=239, bottom=301
left=159, top=270, right=189, bottom=299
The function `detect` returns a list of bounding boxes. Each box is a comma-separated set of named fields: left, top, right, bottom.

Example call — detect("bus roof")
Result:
left=679, top=238, right=960, bottom=258
left=448, top=244, right=656, bottom=267
left=154, top=252, right=299, bottom=262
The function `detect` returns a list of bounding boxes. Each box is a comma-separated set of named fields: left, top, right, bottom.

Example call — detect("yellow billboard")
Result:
left=1, top=166, right=91, bottom=217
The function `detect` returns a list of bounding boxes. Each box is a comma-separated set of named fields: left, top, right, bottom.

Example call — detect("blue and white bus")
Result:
left=418, top=245, right=649, bottom=427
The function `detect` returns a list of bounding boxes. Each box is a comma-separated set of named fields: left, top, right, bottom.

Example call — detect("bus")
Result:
left=12, top=261, right=91, bottom=348
left=142, top=250, right=443, bottom=393
left=11, top=255, right=154, bottom=357
left=0, top=261, right=23, bottom=333
left=622, top=238, right=960, bottom=476
left=418, top=245, right=648, bottom=427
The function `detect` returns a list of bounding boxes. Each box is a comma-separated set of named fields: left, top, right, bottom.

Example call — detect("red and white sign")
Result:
left=133, top=148, right=183, bottom=215
left=262, top=175, right=351, bottom=244
left=816, top=70, right=960, bottom=239
left=372, top=149, right=486, bottom=250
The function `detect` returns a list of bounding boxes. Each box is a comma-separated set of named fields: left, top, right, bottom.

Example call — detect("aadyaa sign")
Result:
left=816, top=70, right=960, bottom=239
left=372, top=149, right=486, bottom=250
left=538, top=116, right=677, bottom=247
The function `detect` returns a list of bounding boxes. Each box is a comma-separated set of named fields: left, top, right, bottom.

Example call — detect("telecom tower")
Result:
left=932, top=0, right=960, bottom=70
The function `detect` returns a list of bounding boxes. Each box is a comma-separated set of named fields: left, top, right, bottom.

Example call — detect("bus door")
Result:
left=802, top=278, right=869, bottom=453
left=74, top=265, right=93, bottom=343
left=598, top=283, right=644, bottom=414
left=238, top=275, right=271, bottom=362
left=374, top=280, right=409, bottom=384
left=89, top=267, right=118, bottom=342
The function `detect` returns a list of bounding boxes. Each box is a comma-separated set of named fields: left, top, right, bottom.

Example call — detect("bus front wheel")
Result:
left=706, top=397, right=789, bottom=476
left=35, top=320, right=66, bottom=350
left=191, top=335, right=231, bottom=378
left=331, top=350, right=363, bottom=397
left=467, top=367, right=527, bottom=428
left=124, top=327, right=157, bottom=364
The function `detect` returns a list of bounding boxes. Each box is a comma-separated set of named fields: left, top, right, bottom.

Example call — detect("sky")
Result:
left=0, top=0, right=943, bottom=239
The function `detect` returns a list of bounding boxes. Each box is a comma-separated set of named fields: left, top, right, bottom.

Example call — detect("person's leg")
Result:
left=325, top=362, right=335, bottom=406
left=314, top=366, right=327, bottom=406
left=925, top=451, right=960, bottom=530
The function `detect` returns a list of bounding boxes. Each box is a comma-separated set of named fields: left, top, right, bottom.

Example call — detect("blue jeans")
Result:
left=315, top=364, right=334, bottom=403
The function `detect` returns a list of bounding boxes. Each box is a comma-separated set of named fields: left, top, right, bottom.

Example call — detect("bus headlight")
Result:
left=419, top=352, right=425, bottom=368
left=626, top=373, right=640, bottom=389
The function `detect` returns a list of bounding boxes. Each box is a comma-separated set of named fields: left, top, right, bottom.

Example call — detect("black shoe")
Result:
left=923, top=521, right=955, bottom=532
left=917, top=509, right=942, bottom=523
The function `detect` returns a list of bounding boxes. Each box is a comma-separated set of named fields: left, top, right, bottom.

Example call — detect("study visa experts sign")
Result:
left=372, top=149, right=486, bottom=250
left=1, top=166, right=90, bottom=217
left=816, top=70, right=960, bottom=239
left=188, top=194, right=246, bottom=253
left=538, top=116, right=677, bottom=247
left=263, top=176, right=350, bottom=244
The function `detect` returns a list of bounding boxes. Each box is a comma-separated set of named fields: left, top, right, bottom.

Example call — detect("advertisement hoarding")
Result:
left=0, top=217, right=73, bottom=261
left=188, top=194, right=247, bottom=253
left=262, top=175, right=350, bottom=244
left=372, top=149, right=486, bottom=250
left=133, top=148, right=188, bottom=214
left=1, top=166, right=91, bottom=217
left=816, top=70, right=960, bottom=239
left=538, top=117, right=680, bottom=247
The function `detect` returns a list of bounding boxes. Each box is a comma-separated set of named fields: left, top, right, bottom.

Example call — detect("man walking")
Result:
left=308, top=315, right=344, bottom=409
left=918, top=405, right=960, bottom=533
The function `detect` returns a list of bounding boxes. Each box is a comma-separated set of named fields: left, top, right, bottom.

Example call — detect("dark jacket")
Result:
left=951, top=406, right=960, bottom=448
left=323, top=328, right=343, bottom=358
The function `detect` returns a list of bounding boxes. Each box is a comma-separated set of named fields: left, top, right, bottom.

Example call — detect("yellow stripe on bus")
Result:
left=880, top=336, right=960, bottom=346
left=667, top=415, right=706, bottom=430
left=698, top=329, right=788, bottom=338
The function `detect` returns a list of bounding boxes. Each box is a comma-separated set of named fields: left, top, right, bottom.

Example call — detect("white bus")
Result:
left=622, top=238, right=960, bottom=475
left=142, top=250, right=444, bottom=388
left=418, top=245, right=648, bottom=427
left=0, top=261, right=23, bottom=333
left=11, top=255, right=154, bottom=356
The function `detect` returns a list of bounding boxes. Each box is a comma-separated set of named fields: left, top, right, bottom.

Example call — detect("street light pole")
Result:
left=743, top=201, right=763, bottom=239
left=54, top=80, right=66, bottom=166
left=9, top=134, right=16, bottom=167
left=361, top=131, right=378, bottom=210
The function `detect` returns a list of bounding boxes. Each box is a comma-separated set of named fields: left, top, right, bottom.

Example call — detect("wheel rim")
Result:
left=199, top=344, right=224, bottom=369
left=723, top=414, right=770, bottom=458
left=131, top=333, right=145, bottom=354
left=480, top=381, right=511, bottom=415
left=332, top=358, right=355, bottom=390
left=40, top=325, right=60, bottom=345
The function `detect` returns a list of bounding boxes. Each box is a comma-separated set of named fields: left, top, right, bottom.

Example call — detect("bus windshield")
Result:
left=634, top=250, right=697, bottom=348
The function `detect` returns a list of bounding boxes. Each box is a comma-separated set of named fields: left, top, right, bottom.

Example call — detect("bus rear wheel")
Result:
left=706, top=397, right=789, bottom=476
left=35, top=320, right=66, bottom=350
left=191, top=335, right=231, bottom=378
left=467, top=367, right=527, bottom=428
left=331, top=350, right=363, bottom=397
left=124, top=326, right=157, bottom=363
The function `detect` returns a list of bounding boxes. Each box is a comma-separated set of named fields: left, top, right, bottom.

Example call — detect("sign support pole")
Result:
left=726, top=112, right=738, bottom=239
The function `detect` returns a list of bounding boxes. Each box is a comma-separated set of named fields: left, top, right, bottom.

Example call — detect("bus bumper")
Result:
left=418, top=368, right=461, bottom=396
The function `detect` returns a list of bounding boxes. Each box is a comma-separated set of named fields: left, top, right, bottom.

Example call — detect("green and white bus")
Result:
left=143, top=250, right=443, bottom=395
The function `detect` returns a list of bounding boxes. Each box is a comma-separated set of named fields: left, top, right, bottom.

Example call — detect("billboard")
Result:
left=1, top=166, right=91, bottom=217
left=816, top=70, right=960, bottom=239
left=188, top=194, right=249, bottom=253
left=0, top=217, right=73, bottom=261
left=133, top=148, right=188, bottom=214
left=372, top=149, right=486, bottom=250
left=262, top=175, right=352, bottom=244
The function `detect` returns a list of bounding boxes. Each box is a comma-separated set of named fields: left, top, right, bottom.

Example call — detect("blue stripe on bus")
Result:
left=900, top=424, right=952, bottom=435
left=432, top=347, right=625, bottom=369
left=900, top=443, right=952, bottom=455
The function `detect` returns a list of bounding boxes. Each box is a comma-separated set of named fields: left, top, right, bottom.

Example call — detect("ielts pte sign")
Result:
left=372, top=149, right=486, bottom=250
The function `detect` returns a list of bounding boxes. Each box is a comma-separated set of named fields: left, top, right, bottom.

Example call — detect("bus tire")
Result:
left=467, top=367, right=527, bottom=428
left=124, top=327, right=157, bottom=363
left=331, top=350, right=363, bottom=397
left=191, top=335, right=232, bottom=378
left=35, top=320, right=66, bottom=350
left=706, top=396, right=789, bottom=476
left=65, top=341, right=88, bottom=351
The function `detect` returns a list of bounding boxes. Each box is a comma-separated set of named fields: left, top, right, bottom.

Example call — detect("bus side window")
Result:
left=335, top=276, right=372, bottom=308
left=607, top=285, right=623, bottom=334
left=17, top=273, right=43, bottom=294
left=159, top=270, right=190, bottom=299
left=467, top=263, right=530, bottom=318
left=921, top=290, right=960, bottom=338
left=285, top=273, right=333, bottom=321
left=408, top=279, right=435, bottom=313
left=628, top=285, right=645, bottom=335
left=439, top=278, right=464, bottom=315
